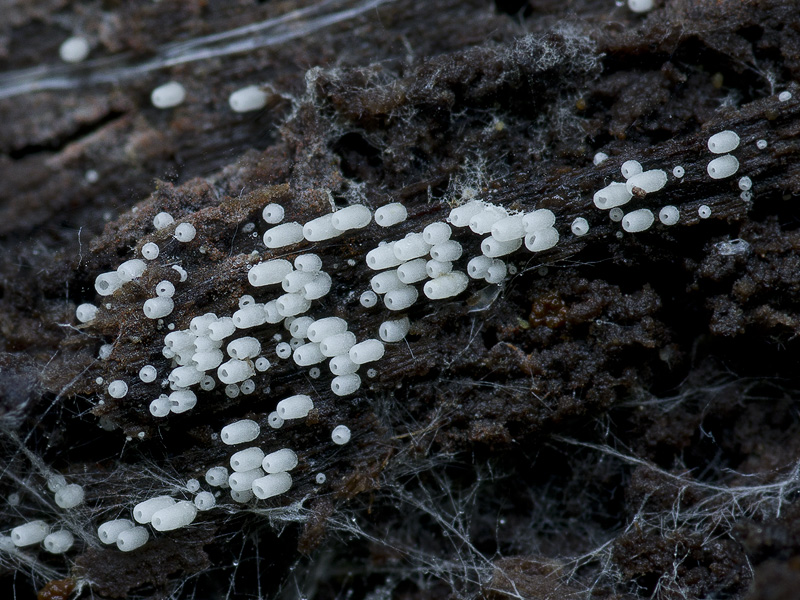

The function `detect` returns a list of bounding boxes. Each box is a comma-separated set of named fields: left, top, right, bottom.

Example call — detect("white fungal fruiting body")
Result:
left=108, top=380, right=128, bottom=399
left=423, top=271, right=469, bottom=299
left=54, top=483, right=84, bottom=509
left=47, top=474, right=66, bottom=492
left=230, top=489, right=253, bottom=503
left=469, top=205, right=507, bottom=234
left=332, top=425, right=352, bottom=445
left=169, top=390, right=197, bottom=414
left=252, top=472, right=292, bottom=499
left=169, top=365, right=204, bottom=387
left=708, top=131, right=740, bottom=154
left=522, top=209, right=556, bottom=232
left=233, top=305, right=267, bottom=328
left=622, top=209, right=655, bottom=233
left=98, top=519, right=134, bottom=545
left=360, top=290, right=378, bottom=307
left=673, top=166, right=685, bottom=178
left=268, top=411, right=284, bottom=428
left=143, top=297, right=174, bottom=319
left=133, top=496, right=176, bottom=524
left=95, top=271, right=122, bottom=296
left=480, top=237, right=521, bottom=258
left=422, top=222, right=451, bottom=245
left=571, top=217, right=589, bottom=236
left=12, top=521, right=49, bottom=546
left=320, top=332, right=357, bottom=357
left=757, top=139, right=768, bottom=150
left=374, top=202, right=407, bottom=227
left=156, top=281, right=175, bottom=297
left=262, top=203, right=285, bottom=224
left=332, top=205, right=372, bottom=231
left=194, top=492, right=216, bottom=511
left=231, top=447, right=266, bottom=472
left=627, top=0, right=654, bottom=14
left=263, top=222, right=304, bottom=248
left=332, top=373, right=361, bottom=396
left=397, top=258, right=428, bottom=283
left=151, top=501, right=197, bottom=531
left=707, top=155, right=739, bottom=179
left=621, top=160, right=643, bottom=179
left=371, top=270, right=404, bottom=294
left=59, top=36, right=90, bottom=63
left=249, top=259, right=293, bottom=287
left=277, top=394, right=314, bottom=419
left=227, top=337, right=261, bottom=359
left=659, top=206, right=680, bottom=226
left=626, top=170, right=668, bottom=195
left=293, top=342, right=326, bottom=366
left=525, top=227, right=559, bottom=252
left=349, top=339, right=385, bottom=364
left=290, top=316, right=315, bottom=339
left=393, top=233, right=430, bottom=261
left=221, top=420, right=260, bottom=445
left=739, top=176, right=752, bottom=191
left=205, top=466, right=229, bottom=486
left=141, top=242, right=159, bottom=260
left=593, top=182, right=632, bottom=210
left=117, top=527, right=149, bottom=551
left=229, top=85, right=269, bottom=112
left=174, top=223, right=196, bottom=242
left=186, top=478, right=200, bottom=492
left=329, top=354, right=359, bottom=375
left=779, top=91, right=792, bottom=101
left=44, top=530, right=74, bottom=554
left=366, top=243, right=403, bottom=270
left=491, top=215, right=525, bottom=241
left=76, top=303, right=98, bottom=323
left=151, top=82, right=186, bottom=108
left=307, top=317, right=348, bottom=343
left=448, top=201, right=484, bottom=227
left=385, top=285, right=418, bottom=310
left=275, top=342, right=292, bottom=358
left=467, top=255, right=493, bottom=279
left=303, top=272, right=332, bottom=300
left=139, top=365, right=157, bottom=383
left=194, top=350, right=223, bottom=371
left=149, top=395, right=171, bottom=417
left=228, top=468, right=264, bottom=492
left=698, top=205, right=712, bottom=219
left=262, top=448, right=298, bottom=473
left=303, top=214, right=342, bottom=242
left=209, top=318, right=236, bottom=341
left=118, top=259, right=147, bottom=282
left=153, top=212, right=174, bottom=229
left=426, top=259, right=452, bottom=278
left=218, top=359, right=254, bottom=384
left=593, top=152, right=609, bottom=165
left=430, top=240, right=462, bottom=262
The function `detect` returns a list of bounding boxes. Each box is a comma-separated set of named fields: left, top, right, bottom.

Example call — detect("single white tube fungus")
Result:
left=228, top=468, right=264, bottom=492
left=303, top=272, right=332, bottom=300
left=332, top=425, right=351, bottom=445
left=360, top=290, right=378, bottom=307
left=151, top=501, right=197, bottom=531
left=262, top=203, right=285, bottom=224
left=227, top=337, right=261, bottom=359
left=205, top=466, right=229, bottom=486
left=698, top=205, right=712, bottom=219
left=59, top=36, right=90, bottom=63
left=293, top=342, right=326, bottom=366
left=233, top=305, right=267, bottom=328
left=426, top=259, right=452, bottom=278
left=218, top=360, right=254, bottom=384
left=151, top=82, right=186, bottom=108
left=252, top=472, right=292, bottom=499
left=303, top=214, right=341, bottom=241
left=524, top=227, right=559, bottom=252
left=156, top=280, right=175, bottom=297
left=621, top=160, right=643, bottom=179
left=422, top=222, right=451, bottom=245
left=174, top=223, right=196, bottom=242
left=332, top=373, right=361, bottom=396
left=229, top=85, right=269, bottom=112
left=290, top=316, right=315, bottom=339
left=329, top=354, right=359, bottom=375
left=139, top=365, right=157, bottom=383
left=366, top=243, right=403, bottom=270
left=95, top=271, right=122, bottom=296
left=98, top=519, right=134, bottom=545
left=469, top=205, right=507, bottom=234
left=384, top=285, right=418, bottom=311
left=117, top=526, right=149, bottom=552
left=480, top=236, right=521, bottom=258
left=263, top=222, right=304, bottom=248
left=448, top=201, right=484, bottom=226
left=707, top=155, right=739, bottom=179
left=307, top=317, right=348, bottom=342
left=625, top=169, right=668, bottom=195
left=593, top=182, right=632, bottom=209
left=149, top=395, right=171, bottom=418
left=621, top=209, right=655, bottom=233
left=143, top=297, right=174, bottom=319
left=295, top=254, right=323, bottom=273
left=249, top=259, right=293, bottom=287
left=627, top=0, right=654, bottom=12
left=490, top=215, right=526, bottom=241
left=593, top=152, right=609, bottom=165
left=108, top=380, right=128, bottom=399
left=169, top=390, right=197, bottom=414
left=12, top=521, right=49, bottom=546
left=320, top=332, right=357, bottom=357
left=76, top=303, right=98, bottom=323
left=117, top=259, right=147, bottom=282
left=379, top=317, right=410, bottom=342
left=221, top=420, right=260, bottom=445
left=393, top=233, right=430, bottom=261
left=522, top=209, right=556, bottom=232
left=153, top=212, right=174, bottom=229
left=349, top=339, right=385, bottom=364
left=277, top=394, right=314, bottom=419
left=738, top=176, right=752, bottom=191
left=673, top=166, right=685, bottom=178
left=262, top=448, right=298, bottom=473
left=485, top=259, right=508, bottom=284
left=707, top=130, right=740, bottom=154
left=169, top=365, right=204, bottom=387
left=194, top=491, right=216, bottom=511
left=397, top=258, right=428, bottom=283
left=331, top=205, right=372, bottom=231
left=609, top=207, right=624, bottom=222
left=231, top=447, right=266, bottom=472
left=44, top=530, right=74, bottom=554
left=659, top=205, right=680, bottom=226
left=268, top=411, right=284, bottom=428
left=467, top=255, right=493, bottom=279
left=374, top=202, right=407, bottom=227
left=571, top=217, right=589, bottom=236
left=275, top=342, right=292, bottom=358
left=371, top=270, right=404, bottom=294
left=133, top=496, right=175, bottom=524
left=209, top=317, right=236, bottom=341
left=430, top=240, right=462, bottom=262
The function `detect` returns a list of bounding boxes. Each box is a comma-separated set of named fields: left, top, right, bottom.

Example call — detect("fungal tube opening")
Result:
left=707, top=130, right=740, bottom=154
left=332, top=425, right=352, bottom=445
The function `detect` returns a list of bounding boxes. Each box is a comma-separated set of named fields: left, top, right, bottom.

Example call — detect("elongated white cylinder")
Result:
left=156, top=280, right=175, bottom=297
left=98, top=519, right=134, bottom=544
left=194, top=492, right=216, bottom=511
left=229, top=85, right=268, bottom=112
left=169, top=390, right=197, bottom=414
left=384, top=286, right=418, bottom=311
left=262, top=203, right=284, bottom=224
left=332, top=373, right=361, bottom=396
left=218, top=360, right=254, bottom=384
left=205, top=466, right=229, bottom=486
left=190, top=313, right=218, bottom=336
left=43, top=530, right=73, bottom=554
left=626, top=169, right=668, bottom=195
left=231, top=447, right=266, bottom=472
left=165, top=331, right=195, bottom=350
left=262, top=448, right=298, bottom=473
left=293, top=255, right=322, bottom=274
left=303, top=272, right=332, bottom=300
left=393, top=233, right=430, bottom=261
left=55, top=484, right=84, bottom=509
left=332, top=425, right=351, bottom=445
left=524, top=227, right=559, bottom=252
left=320, top=332, right=357, bottom=357
left=290, top=316, right=315, bottom=339
left=379, top=317, right=410, bottom=342
left=707, top=155, right=739, bottom=179
left=150, top=395, right=170, bottom=417
left=621, top=160, right=643, bottom=179
left=231, top=489, right=253, bottom=503
left=707, top=130, right=740, bottom=154
left=332, top=205, right=372, bottom=230
left=118, top=259, right=147, bottom=282
left=233, top=305, right=267, bottom=329
left=208, top=317, right=236, bottom=341
left=366, top=243, right=403, bottom=270
left=491, top=215, right=525, bottom=241
left=485, top=259, right=508, bottom=284
left=349, top=339, right=385, bottom=364
left=174, top=223, right=196, bottom=242
left=422, top=222, right=451, bottom=245
left=621, top=208, right=655, bottom=233
left=151, top=81, right=185, bottom=108
left=397, top=258, right=428, bottom=283
left=659, top=205, right=680, bottom=225
left=229, top=468, right=264, bottom=492
left=151, top=501, right=197, bottom=531
left=263, top=222, right=304, bottom=248
left=329, top=354, right=359, bottom=375
left=469, top=205, right=507, bottom=234
left=117, top=526, right=149, bottom=552
left=374, top=202, right=407, bottom=227
left=221, top=419, right=260, bottom=445
left=481, top=236, right=522, bottom=258
left=227, top=337, right=261, bottom=359
left=12, top=521, right=49, bottom=547
left=430, top=240, right=462, bottom=262
left=303, top=214, right=342, bottom=241
left=143, top=297, right=174, bottom=319
left=593, top=183, right=632, bottom=209
left=424, top=271, right=469, bottom=299
left=133, top=496, right=175, bottom=524
left=76, top=303, right=98, bottom=323
left=293, top=342, right=326, bottom=366
left=307, top=317, right=348, bottom=342
left=252, top=472, right=292, bottom=499
left=467, top=255, right=493, bottom=279
left=277, top=293, right=311, bottom=317
left=522, top=209, right=556, bottom=232
left=371, top=270, right=404, bottom=294
left=426, top=259, right=452, bottom=278
left=95, top=271, right=122, bottom=296
left=249, top=259, right=292, bottom=287
left=170, top=365, right=204, bottom=387
left=277, top=394, right=314, bottom=419
left=153, top=212, right=174, bottom=229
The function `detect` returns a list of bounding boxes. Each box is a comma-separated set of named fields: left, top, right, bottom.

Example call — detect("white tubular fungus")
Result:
left=44, top=530, right=74, bottom=554
left=779, top=91, right=792, bottom=101
left=485, top=260, right=508, bottom=284
left=264, top=301, right=283, bottom=324
left=332, top=205, right=372, bottom=231
left=76, top=303, right=98, bottom=323
left=480, top=236, right=522, bottom=258
left=252, top=472, right=292, bottom=499
left=268, top=411, right=284, bottom=428
left=659, top=205, right=680, bottom=226
left=469, top=205, right=507, bottom=234
left=208, top=317, right=236, bottom=341
left=194, top=350, right=223, bottom=371
left=55, top=484, right=84, bottom=509
left=186, top=479, right=200, bottom=492
left=320, top=332, right=357, bottom=357
left=153, top=212, right=175, bottom=229
left=254, top=357, right=271, bottom=372
left=275, top=342, right=292, bottom=358
left=296, top=255, right=323, bottom=274
left=360, top=290, right=379, bottom=307
left=47, top=474, right=67, bottom=492
left=59, top=36, right=90, bottom=63
left=290, top=316, right=315, bottom=339
left=329, top=354, right=359, bottom=375
left=491, top=215, right=525, bottom=241
left=149, top=395, right=171, bottom=418
left=621, top=208, right=655, bottom=233
left=593, top=182, right=633, bottom=209
left=143, top=297, right=174, bottom=319
left=12, top=521, right=49, bottom=547
left=332, top=425, right=351, bottom=445
left=626, top=170, right=668, bottom=195
left=241, top=379, right=256, bottom=395
left=349, top=339, right=385, bottom=364
left=522, top=209, right=556, bottom=232
left=707, top=155, right=739, bottom=179
left=227, top=337, right=261, bottom=360
left=757, top=139, right=768, bottom=150
left=156, top=281, right=175, bottom=298
left=117, top=526, right=149, bottom=552
left=142, top=242, right=161, bottom=260
left=332, top=373, right=361, bottom=396
left=571, top=217, right=590, bottom=236
left=393, top=233, right=431, bottom=261
left=303, top=214, right=341, bottom=242
left=593, top=152, right=609, bottom=165
left=174, top=223, right=196, bottom=242
left=133, top=496, right=175, bottom=524
left=738, top=176, right=752, bottom=191
left=205, top=466, right=229, bottom=486
left=108, top=380, right=128, bottom=399
left=284, top=270, right=315, bottom=294
left=448, top=201, right=483, bottom=227
left=263, top=222, right=304, bottom=248
left=303, top=272, right=332, bottom=300
left=151, top=81, right=186, bottom=108
left=371, top=270, right=404, bottom=294
left=233, top=305, right=267, bottom=329
left=707, top=130, right=740, bottom=154
left=467, top=255, right=493, bottom=279
left=277, top=394, right=314, bottom=419
left=430, top=239, right=462, bottom=262
left=384, top=285, right=419, bottom=311
left=221, top=419, right=260, bottom=445
left=249, top=259, right=293, bottom=287
left=609, top=207, right=624, bottom=222
left=172, top=265, right=188, bottom=282
left=698, top=205, right=712, bottom=219
left=627, top=0, right=654, bottom=12
left=231, top=447, right=266, bottom=472
left=218, top=359, right=255, bottom=384
left=366, top=243, right=403, bottom=270
left=316, top=473, right=327, bottom=484
left=397, top=258, right=428, bottom=283
left=524, top=227, right=560, bottom=252
left=229, top=85, right=268, bottom=112
left=293, top=342, right=326, bottom=366
left=621, top=160, right=643, bottom=179
left=118, top=259, right=147, bottom=282
left=262, top=448, right=298, bottom=473
left=98, top=519, right=134, bottom=545
left=169, top=365, right=204, bottom=387
left=139, top=365, right=157, bottom=383
left=307, top=317, right=348, bottom=342
left=422, top=222, right=451, bottom=245
left=262, top=203, right=285, bottom=224
left=151, top=501, right=197, bottom=531
left=230, top=489, right=253, bottom=503
left=379, top=317, right=410, bottom=343
left=95, top=271, right=122, bottom=296
left=169, top=390, right=197, bottom=414
left=374, top=202, right=407, bottom=227
left=426, top=259, right=452, bottom=278
left=195, top=492, right=216, bottom=511
left=673, top=166, right=685, bottom=178
left=229, top=468, right=264, bottom=492
left=166, top=331, right=195, bottom=350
